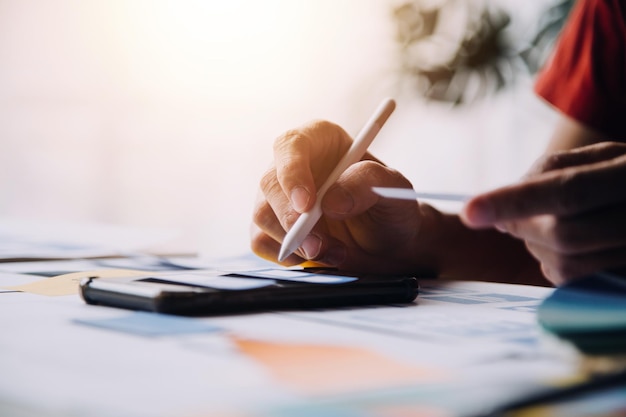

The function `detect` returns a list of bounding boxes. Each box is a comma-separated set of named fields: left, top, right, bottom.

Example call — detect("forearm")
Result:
left=416, top=204, right=550, bottom=286
left=543, top=115, right=608, bottom=154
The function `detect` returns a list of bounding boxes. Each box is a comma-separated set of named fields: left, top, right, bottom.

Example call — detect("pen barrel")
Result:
left=318, top=98, right=395, bottom=198
left=318, top=123, right=382, bottom=197
left=290, top=204, right=323, bottom=235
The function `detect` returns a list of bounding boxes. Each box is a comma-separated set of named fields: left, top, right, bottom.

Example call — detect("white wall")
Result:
left=0, top=0, right=556, bottom=257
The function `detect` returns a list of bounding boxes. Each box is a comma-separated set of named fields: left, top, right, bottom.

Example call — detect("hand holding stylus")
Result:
left=278, top=98, right=396, bottom=261
left=251, top=98, right=435, bottom=274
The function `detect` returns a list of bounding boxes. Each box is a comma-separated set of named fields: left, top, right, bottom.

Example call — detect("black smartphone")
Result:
left=79, top=268, right=419, bottom=316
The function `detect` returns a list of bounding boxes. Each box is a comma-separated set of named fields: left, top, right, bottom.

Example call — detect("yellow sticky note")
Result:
left=3, top=269, right=148, bottom=296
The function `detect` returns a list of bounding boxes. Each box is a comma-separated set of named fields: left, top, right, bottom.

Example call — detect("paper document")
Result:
left=0, top=218, right=177, bottom=260
left=0, top=255, right=583, bottom=417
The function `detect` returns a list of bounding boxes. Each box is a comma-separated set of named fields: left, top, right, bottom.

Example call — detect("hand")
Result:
left=461, top=142, right=626, bottom=285
left=251, top=120, right=435, bottom=274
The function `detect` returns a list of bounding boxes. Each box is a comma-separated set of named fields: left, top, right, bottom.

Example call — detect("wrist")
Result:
left=403, top=203, right=447, bottom=277
left=414, top=206, right=547, bottom=284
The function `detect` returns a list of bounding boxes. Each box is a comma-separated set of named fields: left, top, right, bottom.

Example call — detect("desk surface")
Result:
left=0, top=250, right=582, bottom=417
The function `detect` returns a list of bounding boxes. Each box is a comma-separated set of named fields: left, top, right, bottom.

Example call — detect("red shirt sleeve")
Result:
left=534, top=0, right=626, bottom=139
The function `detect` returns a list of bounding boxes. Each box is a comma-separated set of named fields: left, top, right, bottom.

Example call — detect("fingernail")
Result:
left=290, top=186, right=310, bottom=213
left=323, top=186, right=354, bottom=215
left=300, top=234, right=321, bottom=259
left=466, top=199, right=496, bottom=226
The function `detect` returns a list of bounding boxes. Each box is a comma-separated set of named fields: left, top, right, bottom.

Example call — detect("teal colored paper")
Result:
left=538, top=273, right=626, bottom=354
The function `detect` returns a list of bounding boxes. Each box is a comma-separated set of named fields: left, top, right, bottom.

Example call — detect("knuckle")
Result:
left=308, top=119, right=341, bottom=134
left=278, top=120, right=342, bottom=147
left=252, top=201, right=272, bottom=228
left=386, top=167, right=413, bottom=187
left=359, top=160, right=386, bottom=178
left=273, top=128, right=305, bottom=153
left=538, top=152, right=567, bottom=173
left=259, top=168, right=277, bottom=193
left=274, top=119, right=333, bottom=149
left=358, top=163, right=411, bottom=187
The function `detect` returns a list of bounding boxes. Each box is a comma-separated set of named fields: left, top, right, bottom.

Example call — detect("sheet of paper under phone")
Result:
left=79, top=268, right=419, bottom=316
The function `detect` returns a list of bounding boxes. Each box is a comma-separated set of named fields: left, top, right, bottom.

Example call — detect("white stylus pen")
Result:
left=278, top=98, right=396, bottom=262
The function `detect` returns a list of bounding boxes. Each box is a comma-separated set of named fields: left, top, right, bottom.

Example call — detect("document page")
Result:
left=0, top=266, right=579, bottom=417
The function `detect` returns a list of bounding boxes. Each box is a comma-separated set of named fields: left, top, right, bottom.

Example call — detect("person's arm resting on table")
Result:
left=462, top=0, right=626, bottom=285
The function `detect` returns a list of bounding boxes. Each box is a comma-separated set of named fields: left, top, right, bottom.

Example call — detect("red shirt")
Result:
left=534, top=0, right=626, bottom=139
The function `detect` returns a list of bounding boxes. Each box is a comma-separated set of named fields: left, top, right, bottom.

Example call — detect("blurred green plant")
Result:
left=393, top=0, right=575, bottom=105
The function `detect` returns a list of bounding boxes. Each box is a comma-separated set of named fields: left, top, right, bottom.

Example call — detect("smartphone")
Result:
left=79, top=268, right=419, bottom=316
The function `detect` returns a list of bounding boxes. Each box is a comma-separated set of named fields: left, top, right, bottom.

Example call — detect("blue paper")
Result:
left=74, top=311, right=220, bottom=337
